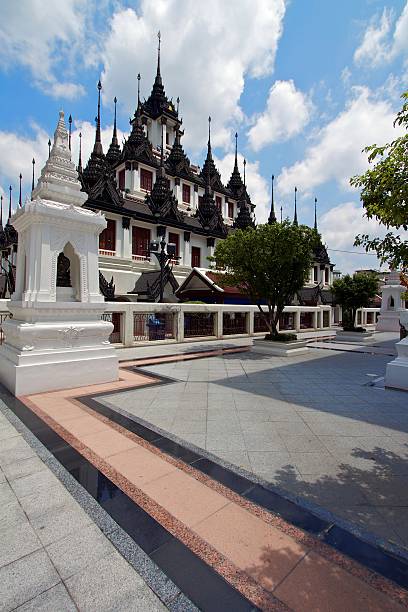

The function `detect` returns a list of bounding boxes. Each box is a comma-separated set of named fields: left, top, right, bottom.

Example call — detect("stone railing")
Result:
left=102, top=303, right=333, bottom=347
left=356, top=307, right=380, bottom=327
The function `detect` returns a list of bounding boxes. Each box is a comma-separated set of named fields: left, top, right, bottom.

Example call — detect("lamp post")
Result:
left=150, top=238, right=178, bottom=302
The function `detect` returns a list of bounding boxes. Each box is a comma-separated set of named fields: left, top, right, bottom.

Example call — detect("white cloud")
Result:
left=354, top=3, right=408, bottom=68
left=101, top=0, right=286, bottom=153
left=0, top=0, right=99, bottom=99
left=215, top=152, right=270, bottom=222
left=247, top=80, right=312, bottom=151
left=318, top=201, right=408, bottom=274
left=277, top=87, right=405, bottom=196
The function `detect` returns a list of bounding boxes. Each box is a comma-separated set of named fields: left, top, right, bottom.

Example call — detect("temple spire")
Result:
left=78, top=132, right=82, bottom=173
left=207, top=116, right=212, bottom=153
left=8, top=186, right=12, bottom=221
left=156, top=31, right=161, bottom=80
left=243, top=158, right=246, bottom=187
left=280, top=205, right=283, bottom=223
left=0, top=195, right=3, bottom=227
left=94, top=80, right=103, bottom=155
left=48, top=139, right=51, bottom=157
left=314, top=197, right=318, bottom=230
left=68, top=114, right=72, bottom=151
left=19, top=173, right=22, bottom=207
left=293, top=186, right=298, bottom=226
left=234, top=132, right=238, bottom=170
left=137, top=73, right=141, bottom=106
left=31, top=158, right=35, bottom=191
left=268, top=174, right=277, bottom=224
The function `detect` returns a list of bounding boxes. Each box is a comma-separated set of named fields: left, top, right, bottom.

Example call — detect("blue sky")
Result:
left=0, top=0, right=407, bottom=272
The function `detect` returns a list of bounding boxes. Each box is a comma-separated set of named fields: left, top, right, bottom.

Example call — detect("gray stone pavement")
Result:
left=0, top=412, right=167, bottom=612
left=100, top=333, right=408, bottom=552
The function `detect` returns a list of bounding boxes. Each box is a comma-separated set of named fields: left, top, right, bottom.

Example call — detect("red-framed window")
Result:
left=215, top=195, right=222, bottom=211
left=140, top=168, right=153, bottom=191
left=168, top=232, right=180, bottom=257
left=182, top=183, right=191, bottom=204
left=228, top=202, right=234, bottom=218
left=99, top=219, right=116, bottom=252
left=191, top=246, right=201, bottom=268
left=118, top=168, right=125, bottom=190
left=132, top=226, right=150, bottom=257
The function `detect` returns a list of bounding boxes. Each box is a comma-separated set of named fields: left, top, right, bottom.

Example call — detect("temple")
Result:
left=1, top=35, right=334, bottom=306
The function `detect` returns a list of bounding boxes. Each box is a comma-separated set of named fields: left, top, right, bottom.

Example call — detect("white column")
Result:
left=216, top=307, right=223, bottom=338
left=184, top=238, right=191, bottom=267
left=294, top=310, right=301, bottom=332
left=123, top=224, right=131, bottom=259
left=312, top=311, right=318, bottom=330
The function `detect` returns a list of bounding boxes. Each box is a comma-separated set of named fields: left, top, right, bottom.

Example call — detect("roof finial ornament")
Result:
left=234, top=132, right=238, bottom=168
left=208, top=115, right=211, bottom=150
left=268, top=174, right=277, bottom=224
left=280, top=205, right=283, bottom=223
left=96, top=80, right=102, bottom=145
left=78, top=132, right=82, bottom=172
left=0, top=194, right=3, bottom=227
left=293, top=186, right=298, bottom=226
left=137, top=73, right=141, bottom=106
left=176, top=96, right=180, bottom=114
left=243, top=158, right=246, bottom=187
left=157, top=30, right=161, bottom=78
left=314, top=197, right=318, bottom=230
left=68, top=114, right=72, bottom=150
left=113, top=96, right=118, bottom=140
left=48, top=138, right=51, bottom=157
left=8, top=185, right=12, bottom=221
left=31, top=158, right=35, bottom=191
left=19, top=173, right=22, bottom=207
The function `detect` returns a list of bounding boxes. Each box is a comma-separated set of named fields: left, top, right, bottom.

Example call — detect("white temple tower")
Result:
left=0, top=111, right=118, bottom=395
left=376, top=270, right=406, bottom=332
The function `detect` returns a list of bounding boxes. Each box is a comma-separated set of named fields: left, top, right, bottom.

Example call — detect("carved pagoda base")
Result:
left=376, top=311, right=404, bottom=332
left=0, top=301, right=118, bottom=396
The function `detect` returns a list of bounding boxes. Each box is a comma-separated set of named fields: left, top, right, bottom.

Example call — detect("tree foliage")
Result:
left=210, top=222, right=319, bottom=337
left=332, top=273, right=378, bottom=331
left=350, top=92, right=408, bottom=269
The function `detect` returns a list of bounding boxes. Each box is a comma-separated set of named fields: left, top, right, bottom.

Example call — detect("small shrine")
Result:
left=0, top=111, right=118, bottom=395
left=376, top=270, right=406, bottom=332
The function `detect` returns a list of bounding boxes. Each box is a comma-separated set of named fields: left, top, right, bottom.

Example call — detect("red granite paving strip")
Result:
left=20, top=361, right=408, bottom=611
left=75, top=402, right=408, bottom=608
left=21, top=396, right=287, bottom=612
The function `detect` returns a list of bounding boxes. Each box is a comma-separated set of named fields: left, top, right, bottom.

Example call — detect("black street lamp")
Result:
left=149, top=238, right=179, bottom=302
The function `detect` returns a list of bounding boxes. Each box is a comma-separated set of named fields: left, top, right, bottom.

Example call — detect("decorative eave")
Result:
left=146, top=166, right=184, bottom=222
left=165, top=127, right=195, bottom=181
left=119, top=107, right=157, bottom=167
left=86, top=168, right=123, bottom=209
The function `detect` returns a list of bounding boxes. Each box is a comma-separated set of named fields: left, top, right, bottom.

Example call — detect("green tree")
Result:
left=332, top=273, right=378, bottom=331
left=351, top=92, right=408, bottom=269
left=210, top=222, right=319, bottom=338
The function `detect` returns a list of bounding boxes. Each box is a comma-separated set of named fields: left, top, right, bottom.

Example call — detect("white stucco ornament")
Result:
left=0, top=111, right=118, bottom=396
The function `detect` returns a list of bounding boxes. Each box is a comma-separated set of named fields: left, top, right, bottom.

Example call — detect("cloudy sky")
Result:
left=0, top=0, right=407, bottom=272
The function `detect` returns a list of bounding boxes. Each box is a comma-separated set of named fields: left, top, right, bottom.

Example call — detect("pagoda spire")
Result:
left=280, top=205, right=283, bottom=223
left=207, top=115, right=212, bottom=155
left=68, top=114, right=72, bottom=151
left=234, top=132, right=238, bottom=170
left=314, top=197, right=318, bottom=230
left=156, top=31, right=162, bottom=83
left=0, top=194, right=3, bottom=227
left=31, top=158, right=35, bottom=192
left=94, top=80, right=103, bottom=155
left=137, top=73, right=141, bottom=106
left=78, top=132, right=83, bottom=173
left=106, top=96, right=121, bottom=166
left=293, top=186, right=298, bottom=226
left=268, top=174, right=277, bottom=224
left=19, top=173, right=22, bottom=207
left=8, top=186, right=12, bottom=222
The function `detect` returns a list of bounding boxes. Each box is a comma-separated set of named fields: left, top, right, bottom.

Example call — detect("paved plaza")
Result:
left=100, top=333, right=408, bottom=550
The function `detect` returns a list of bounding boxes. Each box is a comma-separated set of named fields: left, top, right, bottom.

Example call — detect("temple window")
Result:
left=313, top=266, right=318, bottom=283
left=215, top=195, right=222, bottom=211
left=168, top=232, right=180, bottom=257
left=182, top=183, right=191, bottom=204
left=191, top=246, right=201, bottom=268
left=325, top=267, right=329, bottom=284
left=228, top=202, right=234, bottom=218
left=132, top=226, right=150, bottom=258
left=140, top=168, right=153, bottom=191
left=99, top=219, right=116, bottom=254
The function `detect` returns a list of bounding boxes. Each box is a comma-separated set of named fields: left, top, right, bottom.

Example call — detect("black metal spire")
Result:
left=31, top=158, right=35, bottom=191
left=48, top=138, right=51, bottom=157
left=293, top=186, right=298, bottom=226
left=68, top=114, right=72, bottom=151
left=78, top=132, right=83, bottom=173
left=243, top=158, right=246, bottom=187
left=8, top=186, right=12, bottom=221
left=0, top=195, right=3, bottom=227
left=268, top=174, right=277, bottom=224
left=176, top=96, right=180, bottom=114
left=280, top=205, right=283, bottom=223
left=106, top=96, right=121, bottom=166
left=94, top=80, right=103, bottom=154
left=234, top=132, right=238, bottom=169
left=137, top=73, right=141, bottom=106
left=19, top=173, right=22, bottom=207
left=207, top=115, right=212, bottom=154
left=156, top=30, right=162, bottom=82
left=314, top=197, right=318, bottom=230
